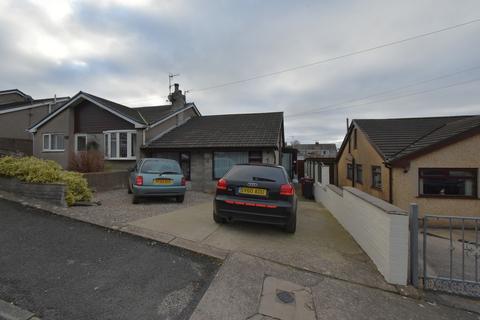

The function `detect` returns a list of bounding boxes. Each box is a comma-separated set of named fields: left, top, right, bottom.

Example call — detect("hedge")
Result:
left=0, top=156, right=92, bottom=206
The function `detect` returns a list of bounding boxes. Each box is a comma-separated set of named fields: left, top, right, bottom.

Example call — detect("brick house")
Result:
left=336, top=115, right=480, bottom=217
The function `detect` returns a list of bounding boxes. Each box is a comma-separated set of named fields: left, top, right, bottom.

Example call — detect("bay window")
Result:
left=419, top=168, right=478, bottom=198
left=104, top=130, right=137, bottom=160
left=42, top=133, right=65, bottom=151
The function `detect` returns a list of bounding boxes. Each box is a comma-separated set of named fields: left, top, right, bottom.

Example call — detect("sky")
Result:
left=0, top=0, right=479, bottom=145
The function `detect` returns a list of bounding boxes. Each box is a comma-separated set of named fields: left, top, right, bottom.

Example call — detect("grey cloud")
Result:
left=0, top=0, right=479, bottom=143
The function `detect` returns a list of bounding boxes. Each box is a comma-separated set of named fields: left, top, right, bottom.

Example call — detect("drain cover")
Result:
left=276, top=290, right=295, bottom=304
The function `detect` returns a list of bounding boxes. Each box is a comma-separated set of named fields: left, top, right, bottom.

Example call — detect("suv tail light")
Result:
left=181, top=177, right=186, bottom=186
left=216, top=178, right=228, bottom=190
left=135, top=176, right=143, bottom=186
left=280, top=183, right=294, bottom=196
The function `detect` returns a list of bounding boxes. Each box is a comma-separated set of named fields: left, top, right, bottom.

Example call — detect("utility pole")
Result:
left=168, top=73, right=180, bottom=93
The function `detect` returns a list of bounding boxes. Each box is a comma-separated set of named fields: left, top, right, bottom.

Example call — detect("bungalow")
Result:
left=0, top=89, right=69, bottom=155
left=27, top=84, right=285, bottom=191
left=336, top=115, right=480, bottom=217
left=144, top=111, right=285, bottom=192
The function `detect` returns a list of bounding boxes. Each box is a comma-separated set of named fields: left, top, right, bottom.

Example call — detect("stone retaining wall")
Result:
left=0, top=176, right=66, bottom=207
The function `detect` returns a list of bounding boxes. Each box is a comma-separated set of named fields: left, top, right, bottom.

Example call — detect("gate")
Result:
left=410, top=204, right=480, bottom=297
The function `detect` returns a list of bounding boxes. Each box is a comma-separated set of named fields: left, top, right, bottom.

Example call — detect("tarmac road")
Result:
left=0, top=199, right=220, bottom=320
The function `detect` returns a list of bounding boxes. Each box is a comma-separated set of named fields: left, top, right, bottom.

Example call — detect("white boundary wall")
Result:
left=314, top=182, right=409, bottom=285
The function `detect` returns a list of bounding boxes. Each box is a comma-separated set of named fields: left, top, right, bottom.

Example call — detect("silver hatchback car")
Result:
left=128, top=158, right=186, bottom=204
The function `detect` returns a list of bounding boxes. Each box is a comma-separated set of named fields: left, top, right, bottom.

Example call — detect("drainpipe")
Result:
left=385, top=162, right=393, bottom=204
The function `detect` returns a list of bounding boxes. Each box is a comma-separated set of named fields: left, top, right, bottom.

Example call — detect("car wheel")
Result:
left=128, top=183, right=132, bottom=194
left=284, top=212, right=297, bottom=234
left=176, top=195, right=185, bottom=203
left=213, top=210, right=226, bottom=224
left=132, top=196, right=140, bottom=204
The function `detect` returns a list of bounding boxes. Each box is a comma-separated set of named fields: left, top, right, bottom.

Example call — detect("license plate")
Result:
left=238, top=187, right=267, bottom=196
left=153, top=178, right=173, bottom=185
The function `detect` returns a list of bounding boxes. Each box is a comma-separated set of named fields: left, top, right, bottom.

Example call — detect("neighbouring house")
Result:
left=0, top=89, right=69, bottom=155
left=336, top=115, right=480, bottom=217
left=295, top=143, right=337, bottom=183
left=27, top=84, right=286, bottom=192
left=28, top=84, right=200, bottom=170
left=144, top=111, right=285, bottom=192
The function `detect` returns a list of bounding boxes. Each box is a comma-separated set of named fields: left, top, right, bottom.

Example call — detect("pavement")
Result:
left=190, top=252, right=479, bottom=320
left=0, top=199, right=219, bottom=320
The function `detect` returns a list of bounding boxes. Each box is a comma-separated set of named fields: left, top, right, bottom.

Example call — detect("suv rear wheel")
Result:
left=284, top=212, right=296, bottom=233
left=213, top=210, right=226, bottom=224
left=176, top=195, right=185, bottom=203
left=132, top=196, right=140, bottom=204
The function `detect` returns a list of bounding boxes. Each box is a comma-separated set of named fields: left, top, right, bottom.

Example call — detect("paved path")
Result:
left=191, top=252, right=478, bottom=320
left=0, top=199, right=219, bottom=320
left=127, top=200, right=393, bottom=291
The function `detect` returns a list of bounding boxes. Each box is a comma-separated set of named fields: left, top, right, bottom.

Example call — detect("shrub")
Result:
left=69, top=150, right=105, bottom=173
left=0, top=156, right=92, bottom=206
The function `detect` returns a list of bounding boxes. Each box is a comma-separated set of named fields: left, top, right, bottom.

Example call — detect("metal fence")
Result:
left=410, top=204, right=480, bottom=297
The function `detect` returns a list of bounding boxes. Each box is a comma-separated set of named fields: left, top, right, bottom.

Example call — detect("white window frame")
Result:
left=42, top=133, right=65, bottom=152
left=75, top=134, right=88, bottom=152
left=103, top=130, right=136, bottom=160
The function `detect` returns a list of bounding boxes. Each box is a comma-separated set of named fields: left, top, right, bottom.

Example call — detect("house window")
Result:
left=213, top=151, right=249, bottom=179
left=355, top=164, right=363, bottom=184
left=75, top=134, right=87, bottom=152
left=347, top=163, right=353, bottom=180
left=104, top=130, right=136, bottom=160
left=372, top=166, right=382, bottom=189
left=42, top=133, right=65, bottom=151
left=419, top=168, right=477, bottom=198
left=248, top=151, right=263, bottom=163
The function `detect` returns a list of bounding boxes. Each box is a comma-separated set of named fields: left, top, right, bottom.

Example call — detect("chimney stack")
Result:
left=168, top=83, right=186, bottom=110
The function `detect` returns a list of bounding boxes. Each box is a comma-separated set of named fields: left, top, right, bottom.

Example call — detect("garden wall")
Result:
left=314, top=182, right=409, bottom=285
left=0, top=176, right=66, bottom=207
left=83, top=171, right=129, bottom=192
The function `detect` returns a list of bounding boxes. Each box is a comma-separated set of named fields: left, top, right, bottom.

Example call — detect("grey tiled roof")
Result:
left=353, top=115, right=480, bottom=162
left=147, top=112, right=284, bottom=149
left=81, top=92, right=193, bottom=125
left=81, top=92, right=147, bottom=124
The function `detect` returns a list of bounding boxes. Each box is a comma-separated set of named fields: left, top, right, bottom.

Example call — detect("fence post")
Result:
left=409, top=203, right=419, bottom=287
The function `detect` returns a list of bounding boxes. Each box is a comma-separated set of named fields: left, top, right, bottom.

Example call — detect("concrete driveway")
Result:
left=126, top=198, right=393, bottom=291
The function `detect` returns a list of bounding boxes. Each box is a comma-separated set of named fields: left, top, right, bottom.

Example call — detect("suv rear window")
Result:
left=140, top=159, right=181, bottom=174
left=225, top=165, right=287, bottom=183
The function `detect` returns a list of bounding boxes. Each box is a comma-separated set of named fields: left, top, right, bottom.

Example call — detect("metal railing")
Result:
left=410, top=203, right=480, bottom=297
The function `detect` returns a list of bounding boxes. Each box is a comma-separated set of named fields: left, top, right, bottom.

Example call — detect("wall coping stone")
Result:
left=343, top=186, right=407, bottom=216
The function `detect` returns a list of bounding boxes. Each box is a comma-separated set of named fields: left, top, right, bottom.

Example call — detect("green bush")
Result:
left=0, top=156, right=92, bottom=206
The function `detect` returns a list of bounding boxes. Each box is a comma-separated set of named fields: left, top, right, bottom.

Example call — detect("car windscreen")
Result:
left=140, top=159, right=181, bottom=174
left=224, top=165, right=287, bottom=183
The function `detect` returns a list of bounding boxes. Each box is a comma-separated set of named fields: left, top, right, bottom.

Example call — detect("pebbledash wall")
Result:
left=392, top=134, right=480, bottom=217
left=313, top=178, right=409, bottom=285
